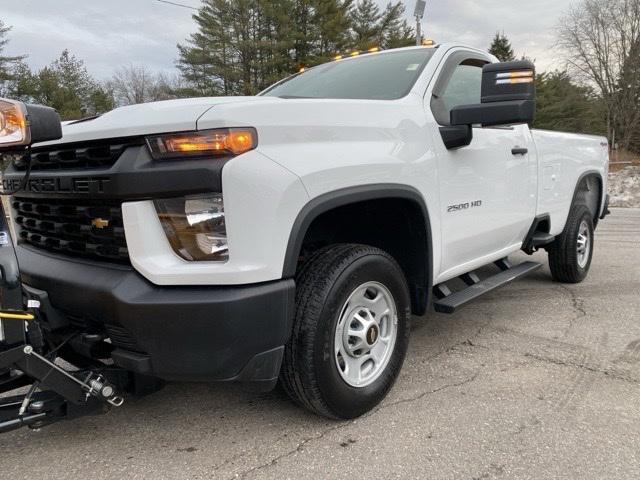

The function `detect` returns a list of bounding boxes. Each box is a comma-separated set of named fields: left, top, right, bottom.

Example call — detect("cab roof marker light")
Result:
left=296, top=46, right=382, bottom=73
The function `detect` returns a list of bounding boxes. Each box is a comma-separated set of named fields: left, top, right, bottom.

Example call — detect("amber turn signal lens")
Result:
left=146, top=128, right=257, bottom=160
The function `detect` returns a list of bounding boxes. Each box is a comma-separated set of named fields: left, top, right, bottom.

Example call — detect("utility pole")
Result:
left=414, top=1, right=426, bottom=46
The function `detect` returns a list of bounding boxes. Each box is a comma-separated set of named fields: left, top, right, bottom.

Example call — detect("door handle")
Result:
left=511, top=147, right=528, bottom=156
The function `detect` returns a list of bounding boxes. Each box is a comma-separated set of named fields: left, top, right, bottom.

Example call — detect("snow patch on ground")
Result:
left=609, top=166, right=640, bottom=208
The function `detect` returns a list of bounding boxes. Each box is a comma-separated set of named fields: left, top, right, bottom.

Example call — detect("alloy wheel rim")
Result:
left=334, top=281, right=398, bottom=388
left=576, top=220, right=591, bottom=268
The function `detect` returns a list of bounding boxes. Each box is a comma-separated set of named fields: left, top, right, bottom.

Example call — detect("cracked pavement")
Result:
left=1, top=208, right=639, bottom=479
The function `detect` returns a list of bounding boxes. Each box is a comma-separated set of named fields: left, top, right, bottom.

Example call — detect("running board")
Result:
left=433, top=261, right=542, bottom=314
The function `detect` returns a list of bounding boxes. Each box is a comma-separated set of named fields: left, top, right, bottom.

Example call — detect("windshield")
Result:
left=261, top=48, right=435, bottom=100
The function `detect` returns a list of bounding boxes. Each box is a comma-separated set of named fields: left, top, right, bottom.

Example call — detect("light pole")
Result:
left=414, top=1, right=426, bottom=46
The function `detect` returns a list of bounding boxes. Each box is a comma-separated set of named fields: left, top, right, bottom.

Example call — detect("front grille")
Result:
left=8, top=137, right=143, bottom=171
left=13, top=196, right=129, bottom=264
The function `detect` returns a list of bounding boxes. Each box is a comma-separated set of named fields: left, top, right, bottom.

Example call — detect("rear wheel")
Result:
left=280, top=244, right=411, bottom=419
left=548, top=204, right=594, bottom=283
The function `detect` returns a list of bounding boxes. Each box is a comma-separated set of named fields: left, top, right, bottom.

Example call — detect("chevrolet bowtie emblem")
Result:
left=91, top=218, right=110, bottom=229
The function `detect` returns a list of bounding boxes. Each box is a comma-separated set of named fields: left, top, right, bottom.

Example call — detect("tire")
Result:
left=548, top=204, right=594, bottom=283
left=280, top=244, right=411, bottom=419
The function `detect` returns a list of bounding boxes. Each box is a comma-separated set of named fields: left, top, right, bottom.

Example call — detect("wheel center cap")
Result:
left=366, top=325, right=379, bottom=345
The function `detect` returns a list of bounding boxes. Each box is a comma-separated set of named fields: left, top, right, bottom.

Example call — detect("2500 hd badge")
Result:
left=447, top=200, right=483, bottom=212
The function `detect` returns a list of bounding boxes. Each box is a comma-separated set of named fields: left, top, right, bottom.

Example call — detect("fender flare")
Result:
left=570, top=170, right=605, bottom=225
left=282, top=184, right=433, bottom=305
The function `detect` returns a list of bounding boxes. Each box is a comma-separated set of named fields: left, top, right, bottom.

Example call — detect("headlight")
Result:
left=154, top=194, right=228, bottom=262
left=146, top=128, right=257, bottom=160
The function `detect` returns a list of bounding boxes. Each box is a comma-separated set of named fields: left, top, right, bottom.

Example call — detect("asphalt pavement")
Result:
left=1, top=208, right=639, bottom=479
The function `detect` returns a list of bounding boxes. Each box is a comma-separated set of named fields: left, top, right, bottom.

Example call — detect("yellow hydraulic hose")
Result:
left=0, top=311, right=35, bottom=321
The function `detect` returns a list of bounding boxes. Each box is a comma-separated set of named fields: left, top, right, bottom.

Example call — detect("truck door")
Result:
left=428, top=50, right=537, bottom=282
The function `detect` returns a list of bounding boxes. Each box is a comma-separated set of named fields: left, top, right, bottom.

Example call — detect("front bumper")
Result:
left=17, top=245, right=294, bottom=387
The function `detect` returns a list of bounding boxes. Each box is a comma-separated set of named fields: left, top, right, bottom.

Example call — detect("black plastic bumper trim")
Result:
left=17, top=245, right=295, bottom=383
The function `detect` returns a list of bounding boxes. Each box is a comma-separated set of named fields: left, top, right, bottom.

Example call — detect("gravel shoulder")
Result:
left=609, top=166, right=640, bottom=207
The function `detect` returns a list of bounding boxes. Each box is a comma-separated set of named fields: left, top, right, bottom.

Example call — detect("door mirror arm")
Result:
left=439, top=125, right=473, bottom=150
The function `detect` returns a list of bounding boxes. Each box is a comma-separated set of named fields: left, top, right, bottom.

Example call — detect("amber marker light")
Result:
left=146, top=128, right=258, bottom=160
left=495, top=71, right=535, bottom=85
left=368, top=47, right=380, bottom=52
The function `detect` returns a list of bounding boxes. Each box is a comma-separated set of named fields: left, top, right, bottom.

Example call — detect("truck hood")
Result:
left=36, top=96, right=263, bottom=147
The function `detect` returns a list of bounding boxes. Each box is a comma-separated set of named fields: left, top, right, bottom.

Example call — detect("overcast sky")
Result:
left=2, top=0, right=574, bottom=80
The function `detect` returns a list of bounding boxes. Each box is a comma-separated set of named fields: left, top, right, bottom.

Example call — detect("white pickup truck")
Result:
left=0, top=43, right=609, bottom=419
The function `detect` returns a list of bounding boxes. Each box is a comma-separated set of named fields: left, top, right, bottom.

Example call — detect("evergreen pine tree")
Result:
left=311, top=0, right=353, bottom=61
left=0, top=20, right=26, bottom=94
left=533, top=71, right=606, bottom=135
left=350, top=0, right=381, bottom=50
left=176, top=0, right=416, bottom=94
left=10, top=50, right=113, bottom=120
left=489, top=32, right=515, bottom=62
left=177, top=0, right=235, bottom=96
left=379, top=2, right=415, bottom=49
left=349, top=1, right=415, bottom=51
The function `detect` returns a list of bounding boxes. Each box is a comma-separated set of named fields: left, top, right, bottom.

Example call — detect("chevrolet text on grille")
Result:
left=2, top=176, right=111, bottom=194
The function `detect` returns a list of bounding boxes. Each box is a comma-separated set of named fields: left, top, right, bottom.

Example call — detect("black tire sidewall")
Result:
left=565, top=205, right=594, bottom=280
left=575, top=208, right=594, bottom=277
left=313, top=253, right=411, bottom=418
left=550, top=204, right=594, bottom=283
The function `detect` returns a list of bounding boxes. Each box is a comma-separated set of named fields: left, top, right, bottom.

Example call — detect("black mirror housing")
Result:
left=25, top=103, right=64, bottom=145
left=481, top=60, right=536, bottom=104
left=450, top=60, right=536, bottom=129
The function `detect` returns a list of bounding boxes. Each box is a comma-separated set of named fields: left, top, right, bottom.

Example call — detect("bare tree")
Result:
left=558, top=0, right=640, bottom=149
left=109, top=64, right=184, bottom=106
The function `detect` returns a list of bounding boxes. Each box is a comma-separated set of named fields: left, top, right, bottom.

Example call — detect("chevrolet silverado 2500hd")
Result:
left=0, top=44, right=609, bottom=419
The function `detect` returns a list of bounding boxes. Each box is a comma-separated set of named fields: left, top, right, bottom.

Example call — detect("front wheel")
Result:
left=548, top=204, right=594, bottom=283
left=280, top=244, right=411, bottom=419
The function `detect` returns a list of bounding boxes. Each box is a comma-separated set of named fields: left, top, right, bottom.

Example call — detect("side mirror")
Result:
left=0, top=98, right=62, bottom=149
left=441, top=61, right=536, bottom=149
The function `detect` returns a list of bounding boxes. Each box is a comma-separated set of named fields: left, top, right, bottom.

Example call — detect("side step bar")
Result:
left=433, top=260, right=541, bottom=314
left=530, top=232, right=555, bottom=248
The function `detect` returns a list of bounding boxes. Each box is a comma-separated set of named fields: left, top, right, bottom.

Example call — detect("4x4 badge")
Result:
left=91, top=218, right=110, bottom=229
